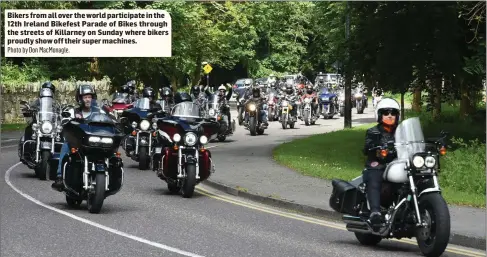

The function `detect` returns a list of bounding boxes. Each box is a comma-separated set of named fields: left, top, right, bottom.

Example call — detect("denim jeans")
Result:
left=57, top=141, right=69, bottom=178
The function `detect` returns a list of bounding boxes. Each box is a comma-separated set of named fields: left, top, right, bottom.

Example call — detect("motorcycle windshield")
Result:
left=134, top=97, right=151, bottom=110
left=112, top=93, right=128, bottom=103
left=319, top=88, right=330, bottom=95
left=171, top=102, right=201, bottom=118
left=207, top=93, right=219, bottom=110
left=85, top=100, right=116, bottom=125
left=394, top=117, right=426, bottom=160
left=38, top=97, right=55, bottom=122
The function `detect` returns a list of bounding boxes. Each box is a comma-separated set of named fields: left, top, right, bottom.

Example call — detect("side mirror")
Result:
left=61, top=112, right=71, bottom=118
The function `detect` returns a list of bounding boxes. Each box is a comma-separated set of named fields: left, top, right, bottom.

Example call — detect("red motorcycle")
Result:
left=103, top=92, right=134, bottom=120
left=152, top=101, right=219, bottom=198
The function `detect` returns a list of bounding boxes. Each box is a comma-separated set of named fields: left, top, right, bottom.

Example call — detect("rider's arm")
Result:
left=225, top=89, right=233, bottom=101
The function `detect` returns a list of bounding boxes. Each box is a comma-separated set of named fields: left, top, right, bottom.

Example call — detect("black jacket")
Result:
left=363, top=124, right=397, bottom=169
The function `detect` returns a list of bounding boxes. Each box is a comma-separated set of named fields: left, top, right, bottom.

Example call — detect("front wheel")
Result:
left=249, top=116, right=257, bottom=136
left=238, top=107, right=244, bottom=125
left=181, top=163, right=196, bottom=198
left=304, top=110, right=310, bottom=126
left=355, top=232, right=382, bottom=246
left=281, top=114, right=287, bottom=129
left=138, top=147, right=150, bottom=170
left=38, top=150, right=51, bottom=181
left=416, top=193, right=450, bottom=257
left=87, top=173, right=106, bottom=214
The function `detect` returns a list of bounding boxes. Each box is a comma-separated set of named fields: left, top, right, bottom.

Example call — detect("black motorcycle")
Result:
left=244, top=98, right=267, bottom=136
left=120, top=97, right=161, bottom=170
left=153, top=101, right=219, bottom=198
left=329, top=118, right=450, bottom=257
left=58, top=100, right=125, bottom=213
left=18, top=98, right=62, bottom=181
left=207, top=92, right=235, bottom=142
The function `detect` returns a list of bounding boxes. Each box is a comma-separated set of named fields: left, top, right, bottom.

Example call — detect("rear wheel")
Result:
left=181, top=164, right=196, bottom=198
left=87, top=173, right=106, bottom=214
left=354, top=232, right=382, bottom=246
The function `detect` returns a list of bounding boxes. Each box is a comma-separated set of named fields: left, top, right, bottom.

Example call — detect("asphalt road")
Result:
left=1, top=110, right=484, bottom=257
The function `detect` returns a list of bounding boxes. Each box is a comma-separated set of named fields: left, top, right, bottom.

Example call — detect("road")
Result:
left=1, top=110, right=483, bottom=257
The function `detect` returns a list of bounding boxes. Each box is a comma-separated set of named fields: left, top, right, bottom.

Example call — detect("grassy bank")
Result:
left=1, top=123, right=26, bottom=132
left=273, top=104, right=486, bottom=208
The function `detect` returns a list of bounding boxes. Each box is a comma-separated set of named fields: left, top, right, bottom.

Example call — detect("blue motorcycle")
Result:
left=318, top=86, right=338, bottom=119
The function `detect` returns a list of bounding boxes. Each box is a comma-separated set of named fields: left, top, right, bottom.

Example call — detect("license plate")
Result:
left=95, top=164, right=105, bottom=171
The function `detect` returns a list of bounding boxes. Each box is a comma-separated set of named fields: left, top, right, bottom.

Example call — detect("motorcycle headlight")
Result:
left=101, top=137, right=113, bottom=145
left=152, top=122, right=157, bottom=130
left=200, top=135, right=208, bottom=145
left=424, top=156, right=436, bottom=168
left=140, top=120, right=150, bottom=131
left=281, top=101, right=288, bottom=107
left=41, top=121, right=53, bottom=134
left=209, top=109, right=216, bottom=116
left=88, top=136, right=101, bottom=144
left=354, top=93, right=362, bottom=98
left=184, top=132, right=197, bottom=146
left=248, top=104, right=256, bottom=112
left=132, top=121, right=137, bottom=128
left=173, top=133, right=181, bottom=142
left=56, top=125, right=62, bottom=133
left=339, top=95, right=345, bottom=101
left=412, top=155, right=425, bottom=168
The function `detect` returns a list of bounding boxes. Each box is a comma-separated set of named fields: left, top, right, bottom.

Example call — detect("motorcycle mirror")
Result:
left=61, top=112, right=71, bottom=118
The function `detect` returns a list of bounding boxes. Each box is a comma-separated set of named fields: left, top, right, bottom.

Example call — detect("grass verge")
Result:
left=1, top=123, right=26, bottom=132
left=273, top=105, right=486, bottom=208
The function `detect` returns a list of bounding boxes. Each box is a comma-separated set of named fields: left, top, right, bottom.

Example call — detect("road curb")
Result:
left=202, top=179, right=486, bottom=250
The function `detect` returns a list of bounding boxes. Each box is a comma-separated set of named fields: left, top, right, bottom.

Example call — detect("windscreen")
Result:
left=135, top=97, right=151, bottom=110
left=394, top=117, right=426, bottom=159
left=112, top=92, right=129, bottom=103
left=38, top=97, right=55, bottom=122
left=171, top=102, right=201, bottom=118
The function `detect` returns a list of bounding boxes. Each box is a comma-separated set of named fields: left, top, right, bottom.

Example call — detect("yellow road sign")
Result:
left=203, top=64, right=213, bottom=74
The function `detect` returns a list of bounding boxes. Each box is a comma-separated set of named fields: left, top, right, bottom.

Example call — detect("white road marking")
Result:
left=4, top=162, right=205, bottom=257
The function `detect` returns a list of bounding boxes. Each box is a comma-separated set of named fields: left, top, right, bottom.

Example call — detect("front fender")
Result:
left=418, top=188, right=441, bottom=198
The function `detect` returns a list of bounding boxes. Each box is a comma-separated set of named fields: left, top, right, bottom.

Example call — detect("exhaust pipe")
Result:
left=343, top=215, right=371, bottom=233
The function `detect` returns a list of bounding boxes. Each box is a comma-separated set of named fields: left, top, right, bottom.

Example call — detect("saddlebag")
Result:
left=329, top=179, right=360, bottom=215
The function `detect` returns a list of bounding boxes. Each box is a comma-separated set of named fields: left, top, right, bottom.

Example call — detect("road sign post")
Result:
left=203, top=63, right=212, bottom=88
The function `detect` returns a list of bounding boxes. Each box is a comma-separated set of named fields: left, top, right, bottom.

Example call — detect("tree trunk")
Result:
left=170, top=77, right=178, bottom=92
left=432, top=75, right=442, bottom=121
left=459, top=78, right=469, bottom=118
left=412, top=86, right=422, bottom=112
left=191, top=54, right=203, bottom=87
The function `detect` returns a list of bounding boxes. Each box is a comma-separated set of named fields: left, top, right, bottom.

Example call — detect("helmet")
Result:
left=76, top=84, right=97, bottom=105
left=174, top=92, right=192, bottom=104
left=218, top=85, right=226, bottom=91
left=142, top=87, right=155, bottom=98
left=120, top=85, right=130, bottom=93
left=159, top=87, right=172, bottom=97
left=244, top=79, right=252, bottom=88
left=192, top=85, right=201, bottom=95
left=39, top=87, right=53, bottom=98
left=41, top=81, right=55, bottom=94
left=375, top=98, right=400, bottom=124
left=127, top=80, right=136, bottom=88
left=252, top=87, right=260, bottom=98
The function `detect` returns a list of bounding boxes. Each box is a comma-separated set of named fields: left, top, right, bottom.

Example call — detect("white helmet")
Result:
left=218, top=85, right=226, bottom=91
left=375, top=97, right=400, bottom=123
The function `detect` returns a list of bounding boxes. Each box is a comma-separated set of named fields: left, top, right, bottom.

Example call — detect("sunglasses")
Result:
left=382, top=109, right=399, bottom=116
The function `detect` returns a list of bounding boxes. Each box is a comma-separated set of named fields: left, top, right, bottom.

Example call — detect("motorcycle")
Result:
left=120, top=97, right=161, bottom=170
left=58, top=100, right=125, bottom=213
left=235, top=90, right=247, bottom=125
left=18, top=97, right=62, bottom=181
left=207, top=93, right=236, bottom=142
left=103, top=92, right=134, bottom=120
left=301, top=95, right=318, bottom=126
left=318, top=85, right=338, bottom=119
left=337, top=91, right=346, bottom=117
left=280, top=94, right=297, bottom=129
left=352, top=86, right=367, bottom=114
left=329, top=117, right=450, bottom=257
left=153, top=101, right=219, bottom=198
left=266, top=88, right=279, bottom=121
left=244, top=98, right=267, bottom=136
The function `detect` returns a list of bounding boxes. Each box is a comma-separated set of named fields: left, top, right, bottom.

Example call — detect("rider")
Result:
left=141, top=87, right=162, bottom=110
left=283, top=82, right=298, bottom=118
left=19, top=81, right=57, bottom=160
left=174, top=91, right=193, bottom=104
left=158, top=87, right=174, bottom=112
left=51, top=84, right=103, bottom=190
left=244, top=85, right=269, bottom=127
left=190, top=85, right=203, bottom=99
left=300, top=84, right=319, bottom=115
left=217, top=84, right=234, bottom=133
left=362, top=98, right=400, bottom=230
left=126, top=80, right=138, bottom=100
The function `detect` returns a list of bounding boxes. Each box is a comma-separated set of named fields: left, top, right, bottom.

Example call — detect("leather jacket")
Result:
left=363, top=124, right=397, bottom=169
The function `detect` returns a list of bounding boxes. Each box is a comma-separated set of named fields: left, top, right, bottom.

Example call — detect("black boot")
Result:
left=368, top=212, right=384, bottom=232
left=51, top=177, right=64, bottom=191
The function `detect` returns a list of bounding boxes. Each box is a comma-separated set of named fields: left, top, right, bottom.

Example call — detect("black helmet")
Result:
left=159, top=87, right=172, bottom=97
left=252, top=87, right=260, bottom=98
left=142, top=87, right=156, bottom=98
left=76, top=84, right=97, bottom=104
left=39, top=87, right=54, bottom=98
left=174, top=92, right=192, bottom=104
left=41, top=81, right=56, bottom=94
left=121, top=84, right=130, bottom=93
left=192, top=86, right=201, bottom=95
